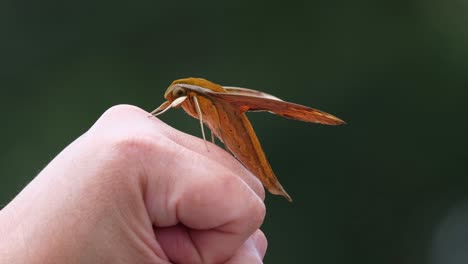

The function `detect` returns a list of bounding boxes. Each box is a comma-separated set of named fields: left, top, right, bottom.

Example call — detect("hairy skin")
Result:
left=0, top=105, right=267, bottom=264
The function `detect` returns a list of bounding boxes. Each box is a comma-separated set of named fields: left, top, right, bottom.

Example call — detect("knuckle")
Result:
left=223, top=174, right=266, bottom=232
left=253, top=229, right=268, bottom=255
left=221, top=174, right=266, bottom=229
left=110, top=134, right=157, bottom=161
left=97, top=134, right=164, bottom=196
left=91, top=105, right=170, bottom=162
left=101, top=104, right=144, bottom=119
left=253, top=178, right=266, bottom=201
left=249, top=198, right=266, bottom=229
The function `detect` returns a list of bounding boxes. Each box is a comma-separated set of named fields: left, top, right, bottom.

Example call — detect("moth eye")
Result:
left=172, top=87, right=187, bottom=98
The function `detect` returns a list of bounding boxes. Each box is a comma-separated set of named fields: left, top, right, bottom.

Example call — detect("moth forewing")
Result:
left=208, top=92, right=345, bottom=125
left=223, top=86, right=284, bottom=101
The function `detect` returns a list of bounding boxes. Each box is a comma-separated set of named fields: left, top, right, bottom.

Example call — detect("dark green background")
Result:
left=1, top=0, right=467, bottom=263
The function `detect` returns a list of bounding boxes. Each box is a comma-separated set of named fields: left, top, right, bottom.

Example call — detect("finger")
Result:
left=152, top=110, right=265, bottom=201
left=251, top=229, right=268, bottom=259
left=147, top=150, right=265, bottom=263
left=226, top=230, right=268, bottom=264
left=155, top=228, right=267, bottom=264
left=154, top=224, right=204, bottom=264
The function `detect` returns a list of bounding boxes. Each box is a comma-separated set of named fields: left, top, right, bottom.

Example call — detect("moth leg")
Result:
left=210, top=129, right=215, bottom=144
left=193, top=95, right=209, bottom=151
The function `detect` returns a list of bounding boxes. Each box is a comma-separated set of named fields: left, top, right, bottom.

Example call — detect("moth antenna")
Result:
left=193, top=95, right=209, bottom=151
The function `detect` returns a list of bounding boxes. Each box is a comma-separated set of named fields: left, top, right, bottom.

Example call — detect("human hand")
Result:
left=0, top=105, right=267, bottom=264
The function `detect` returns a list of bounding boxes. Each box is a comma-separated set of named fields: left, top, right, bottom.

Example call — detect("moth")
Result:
left=151, top=78, right=344, bottom=201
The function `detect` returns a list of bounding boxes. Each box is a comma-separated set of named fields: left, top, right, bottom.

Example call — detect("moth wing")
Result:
left=210, top=100, right=292, bottom=201
left=211, top=92, right=345, bottom=125
left=175, top=83, right=345, bottom=125
left=223, top=86, right=283, bottom=101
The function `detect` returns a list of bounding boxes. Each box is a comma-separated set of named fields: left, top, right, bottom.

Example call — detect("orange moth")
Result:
left=151, top=78, right=344, bottom=201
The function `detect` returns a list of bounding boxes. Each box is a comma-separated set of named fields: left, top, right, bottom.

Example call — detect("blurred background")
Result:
left=1, top=0, right=467, bottom=263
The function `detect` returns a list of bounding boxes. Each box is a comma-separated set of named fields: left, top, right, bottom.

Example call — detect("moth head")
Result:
left=164, top=85, right=188, bottom=101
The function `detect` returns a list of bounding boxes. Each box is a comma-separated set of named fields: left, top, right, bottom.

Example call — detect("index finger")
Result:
left=149, top=111, right=265, bottom=201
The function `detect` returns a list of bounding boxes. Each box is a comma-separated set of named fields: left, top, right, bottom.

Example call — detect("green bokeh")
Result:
left=1, top=0, right=467, bottom=263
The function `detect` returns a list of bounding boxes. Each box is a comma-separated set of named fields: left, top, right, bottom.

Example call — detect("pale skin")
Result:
left=0, top=105, right=267, bottom=264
